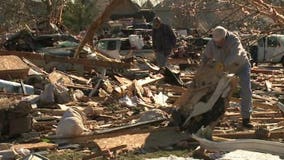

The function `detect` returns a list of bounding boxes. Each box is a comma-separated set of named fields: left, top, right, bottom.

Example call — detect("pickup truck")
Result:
left=250, top=34, right=284, bottom=66
left=96, top=37, right=155, bottom=60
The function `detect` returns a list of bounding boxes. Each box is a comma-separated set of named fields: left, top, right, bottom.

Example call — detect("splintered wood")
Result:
left=94, top=128, right=191, bottom=152
left=173, top=62, right=235, bottom=133
left=12, top=142, right=57, bottom=151
left=0, top=55, right=29, bottom=79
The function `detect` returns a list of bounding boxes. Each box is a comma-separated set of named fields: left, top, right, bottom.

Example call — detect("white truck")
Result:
left=96, top=37, right=155, bottom=60
left=250, top=34, right=284, bottom=66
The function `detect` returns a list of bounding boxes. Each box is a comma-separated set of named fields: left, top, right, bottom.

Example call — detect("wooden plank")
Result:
left=95, top=132, right=149, bottom=151
left=225, top=111, right=282, bottom=117
left=241, top=117, right=284, bottom=123
left=0, top=55, right=29, bottom=79
left=12, top=142, right=57, bottom=150
left=114, top=75, right=164, bottom=94
left=94, top=118, right=167, bottom=134
left=265, top=80, right=272, bottom=92
left=114, top=75, right=132, bottom=85
left=0, top=50, right=130, bottom=70
left=213, top=130, right=284, bottom=139
left=252, top=94, right=277, bottom=104
left=22, top=58, right=48, bottom=75
left=0, top=55, right=29, bottom=71
left=94, top=127, right=192, bottom=152
left=48, top=70, right=74, bottom=85
left=156, top=84, right=187, bottom=93
left=230, top=97, right=280, bottom=111
left=251, top=68, right=282, bottom=75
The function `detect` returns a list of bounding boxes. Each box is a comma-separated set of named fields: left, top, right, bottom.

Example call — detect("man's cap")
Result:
left=212, top=26, right=227, bottom=42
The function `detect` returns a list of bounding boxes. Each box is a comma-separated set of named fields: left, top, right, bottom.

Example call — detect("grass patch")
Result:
left=117, top=149, right=192, bottom=160
left=45, top=150, right=88, bottom=160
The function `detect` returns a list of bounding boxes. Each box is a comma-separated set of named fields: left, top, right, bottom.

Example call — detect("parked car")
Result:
left=96, top=37, right=155, bottom=60
left=249, top=34, right=284, bottom=66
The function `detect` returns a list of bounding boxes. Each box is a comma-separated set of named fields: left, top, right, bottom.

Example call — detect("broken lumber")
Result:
left=94, top=127, right=192, bottom=152
left=213, top=130, right=284, bottom=139
left=0, top=55, right=29, bottom=79
left=114, top=75, right=163, bottom=94
left=0, top=50, right=130, bottom=72
left=251, top=68, right=282, bottom=75
left=94, top=118, right=167, bottom=134
left=12, top=142, right=57, bottom=151
left=173, top=62, right=235, bottom=133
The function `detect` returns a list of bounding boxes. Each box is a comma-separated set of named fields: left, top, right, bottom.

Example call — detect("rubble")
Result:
left=0, top=97, right=33, bottom=138
left=0, top=49, right=283, bottom=159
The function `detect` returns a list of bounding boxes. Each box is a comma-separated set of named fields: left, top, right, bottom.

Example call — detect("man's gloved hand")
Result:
left=215, top=63, right=224, bottom=72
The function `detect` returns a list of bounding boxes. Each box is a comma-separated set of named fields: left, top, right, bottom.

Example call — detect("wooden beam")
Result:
left=114, top=75, right=164, bottom=94
left=225, top=111, right=282, bottom=117
left=0, top=50, right=130, bottom=71
left=0, top=55, right=29, bottom=79
left=213, top=130, right=284, bottom=139
left=12, top=142, right=57, bottom=151
left=94, top=127, right=192, bottom=152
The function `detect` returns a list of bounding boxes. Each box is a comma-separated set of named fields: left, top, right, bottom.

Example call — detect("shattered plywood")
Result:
left=94, top=127, right=191, bottom=152
left=0, top=55, right=29, bottom=79
left=12, top=142, right=57, bottom=150
left=0, top=50, right=131, bottom=73
left=95, top=132, right=149, bottom=151
left=49, top=70, right=74, bottom=86
left=173, top=62, right=235, bottom=133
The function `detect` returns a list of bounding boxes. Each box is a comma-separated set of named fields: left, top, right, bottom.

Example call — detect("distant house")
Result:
left=142, top=0, right=154, bottom=9
left=153, top=1, right=174, bottom=26
left=95, top=0, right=141, bottom=20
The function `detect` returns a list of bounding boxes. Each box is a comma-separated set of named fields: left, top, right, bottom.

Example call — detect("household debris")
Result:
left=56, top=108, right=89, bottom=137
left=0, top=44, right=283, bottom=160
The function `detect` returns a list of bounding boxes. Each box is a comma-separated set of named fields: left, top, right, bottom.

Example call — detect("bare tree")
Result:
left=165, top=0, right=284, bottom=35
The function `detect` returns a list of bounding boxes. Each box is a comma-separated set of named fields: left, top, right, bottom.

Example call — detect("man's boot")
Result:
left=242, top=118, right=253, bottom=128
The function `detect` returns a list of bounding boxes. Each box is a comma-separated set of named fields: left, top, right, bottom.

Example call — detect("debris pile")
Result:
left=0, top=46, right=283, bottom=159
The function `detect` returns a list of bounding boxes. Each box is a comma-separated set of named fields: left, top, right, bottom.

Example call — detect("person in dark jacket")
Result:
left=152, top=17, right=176, bottom=68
